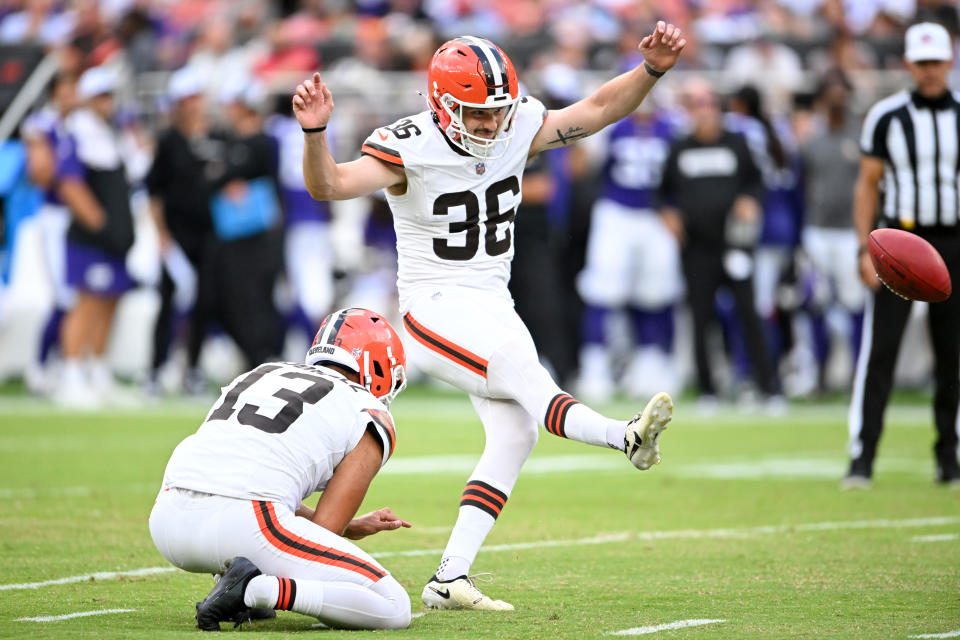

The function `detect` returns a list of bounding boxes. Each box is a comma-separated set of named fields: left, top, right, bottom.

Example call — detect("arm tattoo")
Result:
left=546, top=126, right=589, bottom=146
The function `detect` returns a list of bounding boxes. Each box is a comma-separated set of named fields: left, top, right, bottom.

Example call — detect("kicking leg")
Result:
left=486, top=332, right=673, bottom=467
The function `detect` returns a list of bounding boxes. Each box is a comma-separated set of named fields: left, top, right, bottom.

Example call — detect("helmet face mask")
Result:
left=436, top=97, right=519, bottom=159
left=428, top=36, right=520, bottom=160
left=305, top=308, right=407, bottom=406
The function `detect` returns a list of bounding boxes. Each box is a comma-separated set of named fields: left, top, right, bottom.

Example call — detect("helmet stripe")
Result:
left=458, top=36, right=506, bottom=98
left=482, top=42, right=509, bottom=97
left=319, top=308, right=350, bottom=345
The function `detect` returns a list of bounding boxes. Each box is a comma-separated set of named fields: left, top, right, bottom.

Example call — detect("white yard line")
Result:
left=381, top=454, right=931, bottom=479
left=16, top=608, right=136, bottom=622
left=909, top=631, right=960, bottom=639
left=0, top=395, right=935, bottom=425
left=0, top=455, right=932, bottom=500
left=0, top=567, right=175, bottom=591
left=3, top=516, right=957, bottom=591
left=371, top=516, right=960, bottom=558
left=910, top=534, right=959, bottom=543
left=609, top=619, right=726, bottom=635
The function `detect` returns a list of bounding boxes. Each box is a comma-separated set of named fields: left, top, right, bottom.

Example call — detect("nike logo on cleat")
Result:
left=429, top=586, right=451, bottom=599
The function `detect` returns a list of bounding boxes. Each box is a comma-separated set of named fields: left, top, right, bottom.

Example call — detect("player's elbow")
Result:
left=306, top=182, right=339, bottom=202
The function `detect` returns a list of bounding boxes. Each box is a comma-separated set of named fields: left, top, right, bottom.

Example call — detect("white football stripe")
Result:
left=909, top=631, right=960, bottom=639
left=4, top=516, right=956, bottom=592
left=609, top=619, right=726, bottom=635
left=0, top=456, right=937, bottom=505
left=370, top=516, right=960, bottom=559
left=17, top=608, right=136, bottom=622
left=0, top=567, right=175, bottom=591
left=910, top=534, right=959, bottom=543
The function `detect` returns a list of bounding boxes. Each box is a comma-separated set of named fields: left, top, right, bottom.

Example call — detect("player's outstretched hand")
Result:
left=292, top=72, right=334, bottom=131
left=638, top=21, right=687, bottom=74
left=343, top=507, right=412, bottom=540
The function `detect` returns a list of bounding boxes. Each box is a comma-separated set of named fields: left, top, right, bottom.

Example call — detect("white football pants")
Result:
left=149, top=488, right=409, bottom=630
left=401, top=287, right=626, bottom=572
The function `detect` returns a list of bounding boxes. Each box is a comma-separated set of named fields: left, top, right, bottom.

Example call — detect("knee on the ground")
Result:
left=372, top=576, right=412, bottom=630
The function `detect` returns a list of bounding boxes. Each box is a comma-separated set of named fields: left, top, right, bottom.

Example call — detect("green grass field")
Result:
left=0, top=387, right=957, bottom=639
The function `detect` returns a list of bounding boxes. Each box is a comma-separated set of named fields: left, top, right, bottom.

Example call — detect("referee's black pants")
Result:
left=849, top=234, right=960, bottom=477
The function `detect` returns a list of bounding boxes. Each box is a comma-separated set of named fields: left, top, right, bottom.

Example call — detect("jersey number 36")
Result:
left=433, top=176, right=519, bottom=261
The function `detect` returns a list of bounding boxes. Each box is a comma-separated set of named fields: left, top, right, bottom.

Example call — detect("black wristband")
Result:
left=302, top=125, right=327, bottom=133
left=643, top=61, right=666, bottom=78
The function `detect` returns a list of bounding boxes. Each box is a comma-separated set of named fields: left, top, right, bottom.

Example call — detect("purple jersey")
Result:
left=22, top=109, right=83, bottom=206
left=599, top=115, right=677, bottom=209
left=265, top=114, right=330, bottom=225
left=724, top=113, right=803, bottom=246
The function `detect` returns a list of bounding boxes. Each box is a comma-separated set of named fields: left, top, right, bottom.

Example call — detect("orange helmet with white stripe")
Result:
left=305, top=308, right=407, bottom=405
left=428, top=36, right=521, bottom=159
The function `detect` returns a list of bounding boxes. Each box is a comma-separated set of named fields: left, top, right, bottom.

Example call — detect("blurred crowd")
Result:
left=0, top=0, right=957, bottom=409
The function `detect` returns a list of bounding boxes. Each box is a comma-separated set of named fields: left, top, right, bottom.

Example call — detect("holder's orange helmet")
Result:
left=427, top=36, right=520, bottom=159
left=305, top=308, right=407, bottom=405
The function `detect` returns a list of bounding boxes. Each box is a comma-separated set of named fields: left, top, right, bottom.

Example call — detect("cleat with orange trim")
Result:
left=421, top=574, right=514, bottom=611
left=624, top=392, right=673, bottom=470
left=196, top=557, right=261, bottom=631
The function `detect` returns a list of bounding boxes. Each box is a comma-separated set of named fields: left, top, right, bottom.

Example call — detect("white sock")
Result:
left=562, top=403, right=624, bottom=449
left=435, top=556, right=471, bottom=581
left=245, top=574, right=409, bottom=630
left=606, top=421, right=627, bottom=452
left=61, top=358, right=87, bottom=388
left=244, top=575, right=280, bottom=609
left=437, top=505, right=497, bottom=579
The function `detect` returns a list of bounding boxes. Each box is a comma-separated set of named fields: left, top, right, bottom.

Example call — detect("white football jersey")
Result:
left=161, top=363, right=396, bottom=512
left=361, top=97, right=547, bottom=312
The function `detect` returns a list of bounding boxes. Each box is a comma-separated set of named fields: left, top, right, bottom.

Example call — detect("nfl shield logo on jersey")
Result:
left=475, top=161, right=485, bottom=175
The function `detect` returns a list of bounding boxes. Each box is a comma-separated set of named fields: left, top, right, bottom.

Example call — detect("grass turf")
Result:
left=0, top=387, right=957, bottom=639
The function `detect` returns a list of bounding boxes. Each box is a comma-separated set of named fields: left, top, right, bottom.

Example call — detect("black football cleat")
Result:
left=195, top=557, right=261, bottom=631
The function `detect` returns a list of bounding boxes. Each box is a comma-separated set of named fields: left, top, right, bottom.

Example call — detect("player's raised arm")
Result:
left=293, top=72, right=405, bottom=200
left=529, top=21, right=686, bottom=156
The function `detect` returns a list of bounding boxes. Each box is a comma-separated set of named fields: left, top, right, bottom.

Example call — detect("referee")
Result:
left=847, top=22, right=960, bottom=488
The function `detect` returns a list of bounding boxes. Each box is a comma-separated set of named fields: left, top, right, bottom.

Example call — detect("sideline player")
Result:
left=149, top=308, right=412, bottom=631
left=293, top=21, right=686, bottom=610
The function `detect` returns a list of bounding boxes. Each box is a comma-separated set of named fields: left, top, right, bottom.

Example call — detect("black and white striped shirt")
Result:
left=860, top=89, right=960, bottom=232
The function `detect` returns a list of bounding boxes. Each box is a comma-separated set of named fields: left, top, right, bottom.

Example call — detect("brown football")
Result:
left=868, top=229, right=951, bottom=302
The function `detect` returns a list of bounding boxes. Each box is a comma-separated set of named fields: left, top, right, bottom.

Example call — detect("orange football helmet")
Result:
left=305, top=308, right=407, bottom=405
left=427, top=35, right=520, bottom=159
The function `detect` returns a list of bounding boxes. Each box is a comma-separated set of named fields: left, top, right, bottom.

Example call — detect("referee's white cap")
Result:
left=904, top=22, right=953, bottom=63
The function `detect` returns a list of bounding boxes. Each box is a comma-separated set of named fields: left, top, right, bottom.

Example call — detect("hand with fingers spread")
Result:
left=292, top=72, right=334, bottom=131
left=638, top=20, right=687, bottom=74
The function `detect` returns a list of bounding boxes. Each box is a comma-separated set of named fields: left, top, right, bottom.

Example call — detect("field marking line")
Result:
left=371, top=516, right=960, bottom=559
left=375, top=532, right=630, bottom=558
left=16, top=608, right=136, bottom=622
left=909, top=631, right=960, bottom=639
left=910, top=534, right=959, bottom=543
left=0, top=567, right=176, bottom=591
left=0, top=455, right=933, bottom=499
left=609, top=619, right=727, bottom=635
left=3, top=515, right=957, bottom=592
